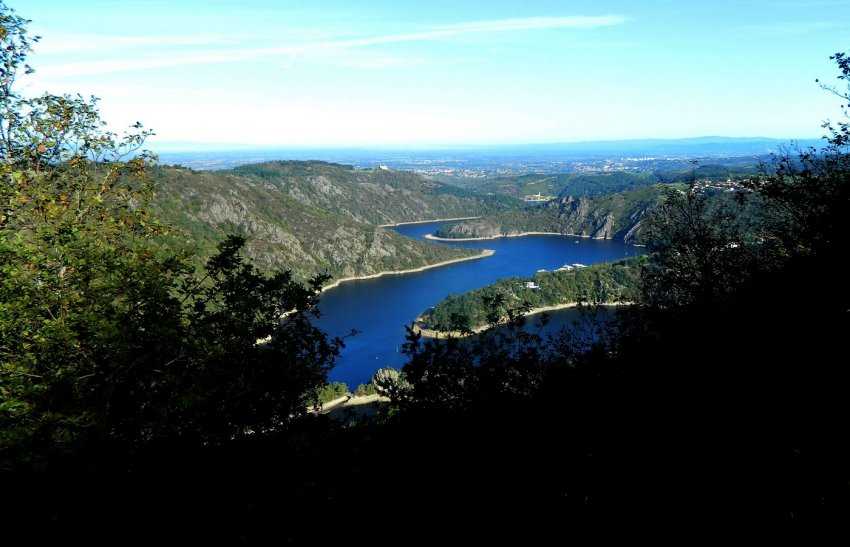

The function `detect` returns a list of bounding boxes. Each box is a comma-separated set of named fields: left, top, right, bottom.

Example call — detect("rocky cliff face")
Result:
left=553, top=196, right=615, bottom=238
left=152, top=166, right=479, bottom=282
left=232, top=161, right=515, bottom=226
left=436, top=219, right=504, bottom=238
left=549, top=196, right=649, bottom=241
left=435, top=185, right=668, bottom=244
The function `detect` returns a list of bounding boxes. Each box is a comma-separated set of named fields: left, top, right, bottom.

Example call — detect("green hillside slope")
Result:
left=151, top=165, right=488, bottom=282
left=466, top=171, right=659, bottom=199
left=231, top=161, right=518, bottom=225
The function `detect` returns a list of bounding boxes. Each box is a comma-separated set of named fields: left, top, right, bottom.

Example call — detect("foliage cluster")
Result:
left=420, top=257, right=644, bottom=332
left=1, top=4, right=338, bottom=468
left=315, top=381, right=349, bottom=404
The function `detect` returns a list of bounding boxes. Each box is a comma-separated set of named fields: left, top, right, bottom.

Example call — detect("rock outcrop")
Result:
left=435, top=184, right=668, bottom=244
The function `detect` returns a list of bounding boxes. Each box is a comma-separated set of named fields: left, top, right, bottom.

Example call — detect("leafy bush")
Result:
left=353, top=383, right=378, bottom=397
left=315, top=382, right=350, bottom=404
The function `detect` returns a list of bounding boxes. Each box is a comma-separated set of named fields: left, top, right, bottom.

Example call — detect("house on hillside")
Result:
left=523, top=192, right=554, bottom=203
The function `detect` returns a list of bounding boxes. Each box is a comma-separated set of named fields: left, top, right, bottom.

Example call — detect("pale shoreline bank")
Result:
left=310, top=393, right=390, bottom=414
left=413, top=301, right=634, bottom=339
left=321, top=249, right=495, bottom=292
left=378, top=216, right=482, bottom=228
left=424, top=231, right=606, bottom=242
left=259, top=243, right=497, bottom=341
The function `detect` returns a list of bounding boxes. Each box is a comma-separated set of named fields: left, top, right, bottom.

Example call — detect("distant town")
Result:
left=156, top=143, right=783, bottom=180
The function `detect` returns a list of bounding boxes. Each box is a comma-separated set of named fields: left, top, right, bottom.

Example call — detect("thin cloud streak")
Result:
left=437, top=15, right=627, bottom=33
left=36, top=15, right=627, bottom=78
left=33, top=34, right=235, bottom=55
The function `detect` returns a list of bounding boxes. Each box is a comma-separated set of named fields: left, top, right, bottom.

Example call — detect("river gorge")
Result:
left=312, top=220, right=642, bottom=387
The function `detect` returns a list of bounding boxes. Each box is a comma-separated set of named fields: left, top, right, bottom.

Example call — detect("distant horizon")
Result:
left=151, top=134, right=825, bottom=153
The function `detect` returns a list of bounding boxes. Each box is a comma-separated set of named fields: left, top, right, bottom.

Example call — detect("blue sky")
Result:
left=15, top=0, right=850, bottom=148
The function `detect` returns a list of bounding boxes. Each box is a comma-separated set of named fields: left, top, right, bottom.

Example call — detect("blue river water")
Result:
left=314, top=221, right=641, bottom=387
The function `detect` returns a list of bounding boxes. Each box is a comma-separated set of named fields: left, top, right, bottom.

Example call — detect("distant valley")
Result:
left=151, top=156, right=760, bottom=283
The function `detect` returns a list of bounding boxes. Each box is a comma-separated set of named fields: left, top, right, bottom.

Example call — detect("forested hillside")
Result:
left=450, top=163, right=759, bottom=200
left=232, top=160, right=518, bottom=225
left=463, top=171, right=659, bottom=199
left=151, top=163, right=507, bottom=281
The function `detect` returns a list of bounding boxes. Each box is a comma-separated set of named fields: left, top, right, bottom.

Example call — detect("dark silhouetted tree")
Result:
left=0, top=1, right=339, bottom=469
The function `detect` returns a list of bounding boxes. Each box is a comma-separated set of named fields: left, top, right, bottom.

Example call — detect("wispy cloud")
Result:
left=33, top=34, right=235, bottom=55
left=437, top=15, right=628, bottom=34
left=35, top=15, right=627, bottom=78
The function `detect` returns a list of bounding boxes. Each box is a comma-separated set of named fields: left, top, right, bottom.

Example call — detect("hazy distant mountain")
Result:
left=155, top=136, right=822, bottom=171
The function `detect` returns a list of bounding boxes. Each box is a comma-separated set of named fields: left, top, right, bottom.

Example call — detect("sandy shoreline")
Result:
left=424, top=231, right=608, bottom=242
left=321, top=249, right=495, bottom=292
left=413, top=301, right=633, bottom=339
left=378, top=216, right=482, bottom=228
left=311, top=393, right=390, bottom=413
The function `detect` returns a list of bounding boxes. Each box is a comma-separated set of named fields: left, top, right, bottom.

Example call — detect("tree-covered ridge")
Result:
left=151, top=165, right=481, bottom=282
left=418, top=257, right=645, bottom=332
left=231, top=160, right=519, bottom=226
left=435, top=184, right=680, bottom=242
left=463, top=171, right=659, bottom=199
left=655, top=162, right=760, bottom=184
left=450, top=163, right=760, bottom=200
